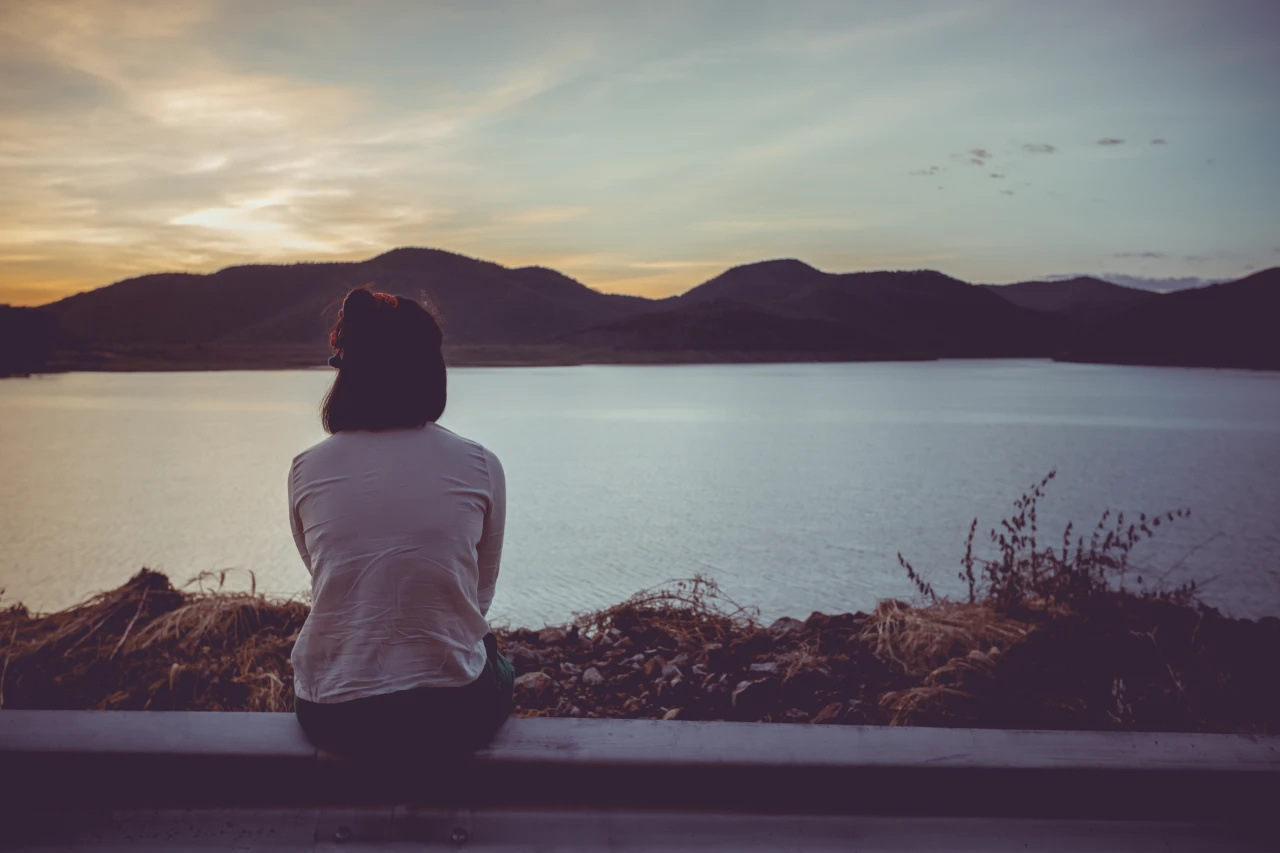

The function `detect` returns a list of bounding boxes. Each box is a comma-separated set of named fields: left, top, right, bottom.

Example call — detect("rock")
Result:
left=769, top=617, right=805, bottom=635
left=669, top=653, right=691, bottom=667
left=558, top=662, right=581, bottom=676
left=642, top=656, right=667, bottom=678
left=845, top=700, right=869, bottom=722
left=749, top=661, right=781, bottom=676
left=581, top=667, right=605, bottom=686
left=661, top=664, right=683, bottom=680
left=538, top=627, right=567, bottom=645
left=692, top=663, right=709, bottom=677
left=506, top=643, right=541, bottom=668
left=804, top=612, right=829, bottom=630
left=731, top=678, right=778, bottom=715
left=733, top=634, right=775, bottom=657
left=812, top=702, right=843, bottom=724
left=662, top=707, right=683, bottom=720
left=514, top=671, right=554, bottom=697
left=782, top=707, right=811, bottom=723
left=628, top=653, right=646, bottom=665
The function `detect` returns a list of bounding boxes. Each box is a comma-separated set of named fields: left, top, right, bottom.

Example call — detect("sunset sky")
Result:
left=2, top=0, right=1277, bottom=306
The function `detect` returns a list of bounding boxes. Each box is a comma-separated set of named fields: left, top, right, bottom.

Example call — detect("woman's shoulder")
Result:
left=428, top=424, right=500, bottom=463
left=288, top=433, right=343, bottom=477
left=290, top=426, right=501, bottom=478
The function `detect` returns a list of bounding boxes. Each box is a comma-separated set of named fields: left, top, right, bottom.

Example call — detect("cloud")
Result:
left=968, top=148, right=992, bottom=165
left=1098, top=274, right=1228, bottom=292
left=909, top=166, right=941, bottom=176
left=628, top=260, right=727, bottom=270
left=1096, top=138, right=1125, bottom=146
left=1045, top=273, right=1228, bottom=292
left=1022, top=143, right=1055, bottom=154
left=1151, top=138, right=1167, bottom=145
left=618, top=47, right=730, bottom=85
left=697, top=217, right=873, bottom=233
left=498, top=207, right=590, bottom=225
left=1113, top=251, right=1166, bottom=259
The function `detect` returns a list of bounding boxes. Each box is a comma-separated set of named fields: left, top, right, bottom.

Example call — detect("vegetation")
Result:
left=2, top=475, right=1276, bottom=732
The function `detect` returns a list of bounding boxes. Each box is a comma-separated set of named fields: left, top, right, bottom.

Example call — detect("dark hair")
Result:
left=321, top=287, right=446, bottom=433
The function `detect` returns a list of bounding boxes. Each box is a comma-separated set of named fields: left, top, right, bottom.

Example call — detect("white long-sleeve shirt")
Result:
left=287, top=423, right=506, bottom=704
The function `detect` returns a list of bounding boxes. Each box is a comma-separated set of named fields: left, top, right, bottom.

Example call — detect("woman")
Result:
left=287, top=286, right=513, bottom=757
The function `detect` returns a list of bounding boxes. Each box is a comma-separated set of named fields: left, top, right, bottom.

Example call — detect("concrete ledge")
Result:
left=2, top=712, right=1277, bottom=820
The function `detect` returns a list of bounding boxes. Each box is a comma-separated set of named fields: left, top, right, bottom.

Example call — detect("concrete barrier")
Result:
left=2, top=712, right=1276, bottom=849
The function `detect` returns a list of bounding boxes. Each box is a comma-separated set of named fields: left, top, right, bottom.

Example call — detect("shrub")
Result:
left=899, top=470, right=1193, bottom=612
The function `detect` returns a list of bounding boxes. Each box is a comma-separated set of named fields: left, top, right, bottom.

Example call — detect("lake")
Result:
left=2, top=360, right=1278, bottom=624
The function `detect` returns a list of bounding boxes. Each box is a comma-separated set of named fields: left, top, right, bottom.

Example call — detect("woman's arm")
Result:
left=287, top=457, right=313, bottom=577
left=477, top=449, right=506, bottom=617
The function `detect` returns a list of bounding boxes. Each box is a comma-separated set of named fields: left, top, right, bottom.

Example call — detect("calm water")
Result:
left=2, top=361, right=1278, bottom=624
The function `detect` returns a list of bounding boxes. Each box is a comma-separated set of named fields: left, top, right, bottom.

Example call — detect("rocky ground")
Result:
left=498, top=610, right=891, bottom=725
left=2, top=571, right=1275, bottom=733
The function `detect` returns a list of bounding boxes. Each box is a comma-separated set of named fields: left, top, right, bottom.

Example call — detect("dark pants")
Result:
left=295, top=633, right=514, bottom=759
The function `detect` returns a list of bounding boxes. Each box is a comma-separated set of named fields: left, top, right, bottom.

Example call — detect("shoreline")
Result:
left=2, top=569, right=1275, bottom=732
left=7, top=345, right=1274, bottom=375
left=22, top=343, right=938, bottom=374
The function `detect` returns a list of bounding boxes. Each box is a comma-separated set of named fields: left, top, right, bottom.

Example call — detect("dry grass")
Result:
left=861, top=599, right=1031, bottom=678
left=572, top=575, right=760, bottom=647
left=861, top=599, right=1033, bottom=725
left=0, top=569, right=306, bottom=711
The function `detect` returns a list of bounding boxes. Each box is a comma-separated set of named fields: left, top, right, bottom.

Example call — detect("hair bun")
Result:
left=342, top=287, right=377, bottom=319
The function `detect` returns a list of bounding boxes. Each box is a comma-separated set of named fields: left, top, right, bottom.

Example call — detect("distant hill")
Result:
left=1063, top=268, right=1280, bottom=370
left=32, top=250, right=1279, bottom=371
left=48, top=248, right=652, bottom=347
left=558, top=297, right=907, bottom=358
left=663, top=263, right=1066, bottom=357
left=980, top=277, right=1156, bottom=316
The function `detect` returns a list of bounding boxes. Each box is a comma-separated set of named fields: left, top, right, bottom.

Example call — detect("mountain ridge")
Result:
left=16, top=248, right=1278, bottom=372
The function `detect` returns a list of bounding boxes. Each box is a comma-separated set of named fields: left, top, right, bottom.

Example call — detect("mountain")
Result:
left=980, top=277, right=1156, bottom=316
left=33, top=250, right=1279, bottom=371
left=558, top=298, right=906, bottom=357
left=663, top=263, right=1066, bottom=357
left=48, top=248, right=653, bottom=347
left=1063, top=268, right=1280, bottom=370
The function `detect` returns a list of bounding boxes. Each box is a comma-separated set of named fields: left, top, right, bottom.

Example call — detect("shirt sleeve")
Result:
left=287, top=457, right=313, bottom=577
left=476, top=448, right=506, bottom=618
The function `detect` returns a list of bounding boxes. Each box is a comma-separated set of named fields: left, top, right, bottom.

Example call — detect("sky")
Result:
left=1, top=0, right=1278, bottom=306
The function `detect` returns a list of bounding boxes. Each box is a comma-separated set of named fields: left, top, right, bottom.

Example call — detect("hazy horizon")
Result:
left=3, top=0, right=1278, bottom=306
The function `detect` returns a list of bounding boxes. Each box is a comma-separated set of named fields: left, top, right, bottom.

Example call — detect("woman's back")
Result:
left=289, top=424, right=506, bottom=704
